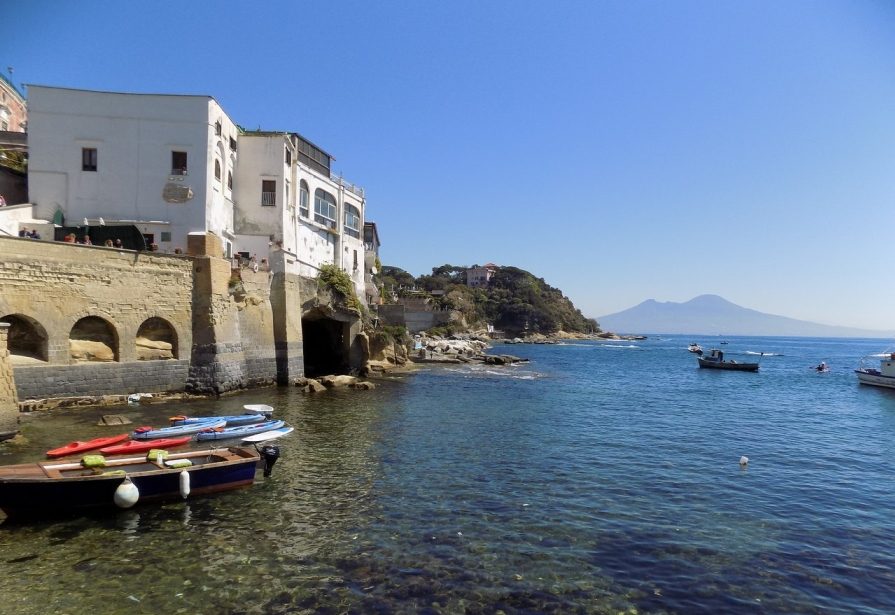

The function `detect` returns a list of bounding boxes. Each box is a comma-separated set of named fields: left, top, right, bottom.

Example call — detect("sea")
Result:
left=0, top=335, right=893, bottom=615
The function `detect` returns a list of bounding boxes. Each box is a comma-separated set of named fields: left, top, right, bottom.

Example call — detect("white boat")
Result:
left=855, top=351, right=895, bottom=390
left=687, top=343, right=703, bottom=354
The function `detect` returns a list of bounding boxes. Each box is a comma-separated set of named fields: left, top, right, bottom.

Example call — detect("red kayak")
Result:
left=99, top=436, right=191, bottom=456
left=46, top=434, right=130, bottom=458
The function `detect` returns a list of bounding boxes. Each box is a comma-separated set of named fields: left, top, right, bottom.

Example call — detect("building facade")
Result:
left=26, top=85, right=369, bottom=300
left=27, top=85, right=239, bottom=255
left=0, top=73, right=26, bottom=132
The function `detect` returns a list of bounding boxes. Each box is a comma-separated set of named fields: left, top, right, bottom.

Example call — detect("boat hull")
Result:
left=697, top=358, right=759, bottom=372
left=855, top=370, right=895, bottom=390
left=0, top=448, right=259, bottom=519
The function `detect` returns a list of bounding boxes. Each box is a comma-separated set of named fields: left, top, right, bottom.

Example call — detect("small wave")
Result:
left=599, top=344, right=641, bottom=350
left=442, top=365, right=543, bottom=380
left=744, top=351, right=783, bottom=356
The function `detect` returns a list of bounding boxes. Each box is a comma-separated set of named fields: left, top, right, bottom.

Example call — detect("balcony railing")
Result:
left=330, top=174, right=365, bottom=198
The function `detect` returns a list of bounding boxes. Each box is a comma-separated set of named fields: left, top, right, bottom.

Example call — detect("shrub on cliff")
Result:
left=318, top=264, right=363, bottom=314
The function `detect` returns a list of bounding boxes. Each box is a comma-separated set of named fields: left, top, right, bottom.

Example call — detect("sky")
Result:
left=5, top=0, right=895, bottom=331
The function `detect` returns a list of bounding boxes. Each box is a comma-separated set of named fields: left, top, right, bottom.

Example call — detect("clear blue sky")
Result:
left=6, top=1, right=895, bottom=330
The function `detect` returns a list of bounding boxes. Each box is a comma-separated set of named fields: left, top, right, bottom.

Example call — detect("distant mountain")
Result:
left=598, top=295, right=894, bottom=338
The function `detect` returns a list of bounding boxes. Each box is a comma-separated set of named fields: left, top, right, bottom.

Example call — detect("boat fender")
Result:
left=260, top=444, right=280, bottom=477
left=114, top=477, right=140, bottom=508
left=179, top=469, right=190, bottom=499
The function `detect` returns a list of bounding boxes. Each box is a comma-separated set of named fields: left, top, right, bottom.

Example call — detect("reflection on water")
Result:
left=0, top=337, right=894, bottom=613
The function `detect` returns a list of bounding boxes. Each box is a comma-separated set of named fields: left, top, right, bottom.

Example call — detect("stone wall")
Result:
left=377, top=304, right=455, bottom=333
left=0, top=233, right=352, bottom=404
left=0, top=236, right=195, bottom=399
left=14, top=360, right=191, bottom=400
left=0, top=323, right=18, bottom=434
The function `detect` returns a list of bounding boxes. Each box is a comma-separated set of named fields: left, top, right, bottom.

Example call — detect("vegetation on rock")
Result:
left=378, top=264, right=599, bottom=336
left=318, top=264, right=364, bottom=314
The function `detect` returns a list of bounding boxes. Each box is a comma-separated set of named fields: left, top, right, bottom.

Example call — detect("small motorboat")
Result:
left=46, top=434, right=130, bottom=459
left=131, top=419, right=226, bottom=440
left=697, top=348, right=760, bottom=372
left=855, top=351, right=895, bottom=390
left=196, top=420, right=286, bottom=442
left=687, top=343, right=703, bottom=354
left=99, top=436, right=192, bottom=456
left=0, top=446, right=282, bottom=519
left=169, top=413, right=269, bottom=427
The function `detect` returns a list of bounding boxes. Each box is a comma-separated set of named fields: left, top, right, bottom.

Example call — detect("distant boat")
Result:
left=697, top=348, right=760, bottom=372
left=855, top=350, right=895, bottom=390
left=687, top=343, right=703, bottom=354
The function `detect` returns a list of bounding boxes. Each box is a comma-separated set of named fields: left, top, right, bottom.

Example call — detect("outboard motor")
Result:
left=260, top=445, right=280, bottom=477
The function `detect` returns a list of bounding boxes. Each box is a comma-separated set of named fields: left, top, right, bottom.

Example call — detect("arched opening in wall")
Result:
left=0, top=314, right=49, bottom=364
left=69, top=316, right=118, bottom=363
left=302, top=312, right=349, bottom=377
left=136, top=317, right=178, bottom=360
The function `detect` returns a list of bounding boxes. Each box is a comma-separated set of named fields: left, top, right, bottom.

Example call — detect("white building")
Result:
left=233, top=130, right=366, bottom=298
left=27, top=85, right=239, bottom=255
left=26, top=85, right=369, bottom=300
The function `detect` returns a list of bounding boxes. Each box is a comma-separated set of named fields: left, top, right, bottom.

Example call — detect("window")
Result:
left=299, top=180, right=309, bottom=217
left=82, top=148, right=97, bottom=172
left=171, top=151, right=187, bottom=175
left=353, top=249, right=358, bottom=271
left=214, top=159, right=221, bottom=181
left=285, top=148, right=292, bottom=166
left=227, top=171, right=233, bottom=190
left=344, top=204, right=361, bottom=238
left=314, top=189, right=337, bottom=228
left=229, top=136, right=237, bottom=151
left=214, top=120, right=222, bottom=136
left=285, top=180, right=291, bottom=210
left=261, top=180, right=276, bottom=206
left=160, top=231, right=172, bottom=242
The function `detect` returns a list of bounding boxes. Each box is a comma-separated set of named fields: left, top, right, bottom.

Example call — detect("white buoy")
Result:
left=179, top=469, right=191, bottom=499
left=739, top=456, right=749, bottom=467
left=114, top=477, right=140, bottom=508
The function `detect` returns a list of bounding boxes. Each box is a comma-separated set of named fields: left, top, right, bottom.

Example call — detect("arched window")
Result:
left=344, top=204, right=360, bottom=238
left=136, top=317, right=178, bottom=360
left=314, top=189, right=337, bottom=229
left=299, top=180, right=309, bottom=217
left=214, top=159, right=221, bottom=181
left=227, top=171, right=233, bottom=190
left=69, top=316, right=118, bottom=362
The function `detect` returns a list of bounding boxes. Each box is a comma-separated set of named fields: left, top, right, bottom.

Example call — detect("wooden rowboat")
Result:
left=0, top=447, right=280, bottom=519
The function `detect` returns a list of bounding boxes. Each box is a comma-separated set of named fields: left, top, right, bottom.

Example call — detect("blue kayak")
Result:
left=195, top=420, right=286, bottom=442
left=132, top=418, right=226, bottom=440
left=169, top=414, right=268, bottom=427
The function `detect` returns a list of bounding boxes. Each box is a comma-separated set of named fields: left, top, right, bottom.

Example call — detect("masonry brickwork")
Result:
left=0, top=234, right=307, bottom=403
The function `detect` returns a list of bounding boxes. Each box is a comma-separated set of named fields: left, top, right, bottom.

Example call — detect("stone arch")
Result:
left=69, top=316, right=119, bottom=362
left=0, top=314, right=49, bottom=363
left=135, top=317, right=178, bottom=361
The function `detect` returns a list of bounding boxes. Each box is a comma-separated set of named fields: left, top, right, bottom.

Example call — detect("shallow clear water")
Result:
left=1, top=336, right=894, bottom=614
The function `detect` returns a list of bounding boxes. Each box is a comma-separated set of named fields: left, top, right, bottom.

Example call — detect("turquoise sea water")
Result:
left=0, top=335, right=894, bottom=614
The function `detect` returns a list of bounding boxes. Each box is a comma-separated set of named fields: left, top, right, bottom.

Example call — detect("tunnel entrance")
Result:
left=302, top=315, right=349, bottom=377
